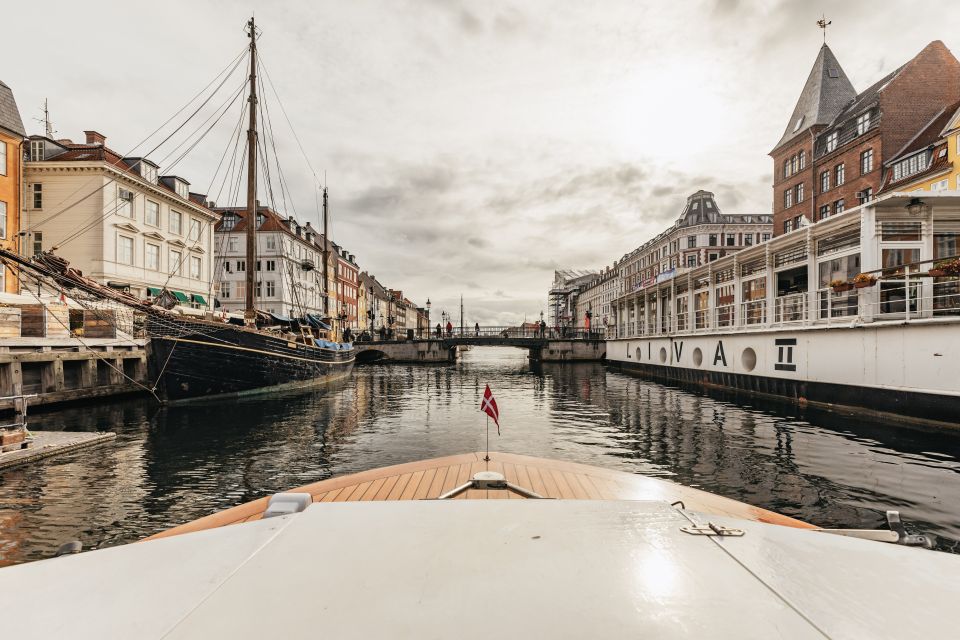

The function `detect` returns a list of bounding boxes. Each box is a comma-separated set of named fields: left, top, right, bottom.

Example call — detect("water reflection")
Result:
left=1, top=347, right=958, bottom=565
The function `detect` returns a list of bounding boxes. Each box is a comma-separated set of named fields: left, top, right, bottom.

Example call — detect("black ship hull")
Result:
left=146, top=319, right=355, bottom=403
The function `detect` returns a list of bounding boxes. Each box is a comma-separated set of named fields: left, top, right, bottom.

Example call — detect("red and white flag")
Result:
left=481, top=384, right=500, bottom=435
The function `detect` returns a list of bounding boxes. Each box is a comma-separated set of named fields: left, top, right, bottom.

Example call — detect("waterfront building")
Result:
left=616, top=190, right=772, bottom=298
left=0, top=81, right=25, bottom=294
left=574, top=263, right=623, bottom=329
left=213, top=206, right=324, bottom=317
left=24, top=131, right=218, bottom=304
left=771, top=41, right=960, bottom=235
left=357, top=277, right=368, bottom=333
left=360, top=272, right=391, bottom=334
left=879, top=101, right=960, bottom=194
left=333, top=244, right=359, bottom=332
left=547, top=269, right=598, bottom=329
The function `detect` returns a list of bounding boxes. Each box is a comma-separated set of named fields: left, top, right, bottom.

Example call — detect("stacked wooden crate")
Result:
left=19, top=305, right=46, bottom=338
left=45, top=303, right=70, bottom=338
left=81, top=310, right=117, bottom=339
left=0, top=306, right=21, bottom=338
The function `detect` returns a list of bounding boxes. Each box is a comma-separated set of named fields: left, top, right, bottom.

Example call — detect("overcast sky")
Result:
left=5, top=0, right=957, bottom=324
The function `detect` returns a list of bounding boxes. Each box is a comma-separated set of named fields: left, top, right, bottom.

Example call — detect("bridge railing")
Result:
left=360, top=325, right=606, bottom=341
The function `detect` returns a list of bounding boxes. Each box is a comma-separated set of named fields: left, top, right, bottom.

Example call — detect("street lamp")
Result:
left=425, top=298, right=431, bottom=339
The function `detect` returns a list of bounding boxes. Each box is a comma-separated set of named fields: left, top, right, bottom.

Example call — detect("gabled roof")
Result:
left=772, top=44, right=857, bottom=153
left=0, top=80, right=25, bottom=138
left=824, top=63, right=905, bottom=133
left=886, top=100, right=960, bottom=164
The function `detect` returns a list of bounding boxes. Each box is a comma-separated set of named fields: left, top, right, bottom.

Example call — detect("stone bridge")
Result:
left=352, top=327, right=606, bottom=364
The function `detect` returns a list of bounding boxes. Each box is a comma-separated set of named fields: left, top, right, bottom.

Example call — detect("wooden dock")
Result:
left=148, top=451, right=814, bottom=541
left=0, top=430, right=116, bottom=471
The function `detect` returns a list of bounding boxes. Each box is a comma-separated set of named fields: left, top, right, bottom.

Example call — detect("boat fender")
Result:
left=54, top=540, right=82, bottom=557
left=262, top=492, right=312, bottom=519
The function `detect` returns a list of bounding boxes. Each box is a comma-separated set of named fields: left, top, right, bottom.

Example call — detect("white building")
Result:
left=213, top=206, right=325, bottom=318
left=24, top=131, right=218, bottom=306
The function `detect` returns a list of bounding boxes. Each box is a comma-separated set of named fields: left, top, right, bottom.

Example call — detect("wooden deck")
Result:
left=147, top=452, right=813, bottom=541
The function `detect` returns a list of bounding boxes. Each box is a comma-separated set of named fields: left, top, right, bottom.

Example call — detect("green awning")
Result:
left=147, top=287, right=162, bottom=296
left=172, top=291, right=189, bottom=303
left=191, top=294, right=207, bottom=305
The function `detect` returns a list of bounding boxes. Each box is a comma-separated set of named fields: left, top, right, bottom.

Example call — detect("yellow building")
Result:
left=0, top=80, right=26, bottom=293
left=881, top=101, right=960, bottom=193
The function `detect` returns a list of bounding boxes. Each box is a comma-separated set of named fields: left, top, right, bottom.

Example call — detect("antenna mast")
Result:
left=244, top=16, right=259, bottom=325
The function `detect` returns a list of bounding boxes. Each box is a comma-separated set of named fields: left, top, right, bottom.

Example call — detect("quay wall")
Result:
left=0, top=338, right=148, bottom=412
left=606, top=321, right=960, bottom=428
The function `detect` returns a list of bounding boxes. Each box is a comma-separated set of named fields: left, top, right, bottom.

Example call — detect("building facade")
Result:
left=771, top=41, right=960, bottom=235
left=547, top=269, right=598, bottom=329
left=25, top=131, right=218, bottom=304
left=879, top=101, right=960, bottom=194
left=0, top=81, right=25, bottom=294
left=333, top=244, right=359, bottom=331
left=213, top=206, right=325, bottom=317
left=617, top=190, right=772, bottom=298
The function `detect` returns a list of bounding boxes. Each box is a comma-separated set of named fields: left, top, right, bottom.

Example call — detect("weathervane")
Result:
left=817, top=14, right=832, bottom=44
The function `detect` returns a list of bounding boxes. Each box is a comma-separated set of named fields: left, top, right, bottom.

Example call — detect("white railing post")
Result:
left=905, top=266, right=911, bottom=322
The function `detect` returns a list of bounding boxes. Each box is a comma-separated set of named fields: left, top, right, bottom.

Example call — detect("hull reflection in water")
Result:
left=1, top=347, right=959, bottom=565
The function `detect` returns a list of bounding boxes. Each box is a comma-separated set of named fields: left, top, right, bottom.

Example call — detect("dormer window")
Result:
left=256, top=213, right=265, bottom=228
left=856, top=112, right=870, bottom=136
left=30, top=140, right=44, bottom=162
left=792, top=116, right=804, bottom=132
left=826, top=131, right=838, bottom=153
left=222, top=212, right=237, bottom=230
left=175, top=180, right=189, bottom=199
left=141, top=163, right=158, bottom=184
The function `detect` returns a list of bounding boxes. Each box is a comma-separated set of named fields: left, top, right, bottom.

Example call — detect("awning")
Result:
left=191, top=294, right=207, bottom=305
left=305, top=314, right=332, bottom=331
left=172, top=291, right=189, bottom=303
left=147, top=287, right=162, bottom=296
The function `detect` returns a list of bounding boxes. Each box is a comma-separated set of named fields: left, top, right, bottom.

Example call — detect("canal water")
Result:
left=1, top=347, right=959, bottom=564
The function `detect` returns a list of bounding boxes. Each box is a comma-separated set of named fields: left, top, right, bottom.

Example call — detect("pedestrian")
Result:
left=378, top=326, right=386, bottom=341
left=475, top=322, right=480, bottom=337
left=540, top=320, right=546, bottom=338
left=343, top=327, right=352, bottom=343
left=446, top=320, right=453, bottom=337
left=436, top=323, right=442, bottom=339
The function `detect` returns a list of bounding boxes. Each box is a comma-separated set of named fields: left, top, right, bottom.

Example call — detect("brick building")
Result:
left=771, top=41, right=960, bottom=236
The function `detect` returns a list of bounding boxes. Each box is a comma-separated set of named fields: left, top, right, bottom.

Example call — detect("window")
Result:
left=227, top=237, right=238, bottom=252
left=820, top=170, right=830, bottom=193
left=117, top=187, right=134, bottom=218
left=175, top=180, right=189, bottom=199
left=826, top=131, right=838, bottom=153
left=224, top=261, right=232, bottom=273
left=237, top=260, right=245, bottom=272
left=256, top=213, right=264, bottom=228
left=798, top=150, right=805, bottom=169
left=860, top=148, right=874, bottom=175
left=188, top=218, right=202, bottom=241
left=783, top=160, right=789, bottom=178
left=221, top=281, right=231, bottom=299
left=255, top=281, right=262, bottom=298
left=0, top=142, right=6, bottom=176
left=819, top=204, right=830, bottom=220
left=932, top=179, right=949, bottom=191
left=794, top=215, right=802, bottom=230
left=169, top=210, right=182, bottom=235
left=190, top=256, right=202, bottom=279
left=32, top=231, right=42, bottom=256
left=834, top=199, right=845, bottom=215
left=222, top=213, right=237, bottom=230
left=893, top=152, right=930, bottom=181
left=145, top=200, right=159, bottom=227
left=784, top=219, right=793, bottom=234
left=858, top=187, right=873, bottom=204
left=256, top=260, right=261, bottom=271
left=266, top=260, right=276, bottom=271
left=29, top=140, right=44, bottom=161
left=141, top=163, right=157, bottom=184
left=265, top=281, right=276, bottom=297
left=0, top=201, right=5, bottom=239
left=856, top=112, right=870, bottom=135
left=686, top=255, right=697, bottom=267
left=784, top=189, right=793, bottom=209
left=725, top=233, right=736, bottom=246
left=118, top=235, right=134, bottom=265
left=687, top=236, right=696, bottom=248
left=744, top=234, right=753, bottom=246
left=708, top=234, right=718, bottom=246
left=170, top=250, right=183, bottom=274
left=708, top=252, right=719, bottom=262
left=762, top=233, right=771, bottom=242
left=145, top=243, right=160, bottom=270
left=795, top=183, right=804, bottom=203
left=32, top=184, right=42, bottom=209
left=790, top=154, right=798, bottom=174
left=835, top=163, right=845, bottom=186
left=265, top=235, right=276, bottom=250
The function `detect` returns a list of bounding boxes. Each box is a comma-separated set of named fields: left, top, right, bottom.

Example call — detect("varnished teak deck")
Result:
left=148, top=452, right=812, bottom=540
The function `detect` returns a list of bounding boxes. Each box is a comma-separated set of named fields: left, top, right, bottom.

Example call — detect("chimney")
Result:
left=84, top=130, right=106, bottom=145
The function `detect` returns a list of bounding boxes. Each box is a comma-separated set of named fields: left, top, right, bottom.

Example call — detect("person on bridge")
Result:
left=446, top=321, right=453, bottom=337
left=435, top=323, right=442, bottom=339
left=475, top=322, right=480, bottom=336
left=540, top=320, right=546, bottom=338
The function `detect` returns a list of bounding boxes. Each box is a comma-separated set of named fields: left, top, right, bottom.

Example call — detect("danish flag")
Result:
left=481, top=384, right=500, bottom=434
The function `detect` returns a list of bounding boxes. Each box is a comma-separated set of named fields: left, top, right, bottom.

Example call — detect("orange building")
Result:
left=0, top=80, right=25, bottom=293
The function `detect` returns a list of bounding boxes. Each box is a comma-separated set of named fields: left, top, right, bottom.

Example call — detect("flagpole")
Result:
left=485, top=415, right=490, bottom=462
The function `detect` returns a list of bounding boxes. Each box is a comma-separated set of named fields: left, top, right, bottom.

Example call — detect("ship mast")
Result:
left=322, top=186, right=330, bottom=322
left=244, top=17, right=259, bottom=325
